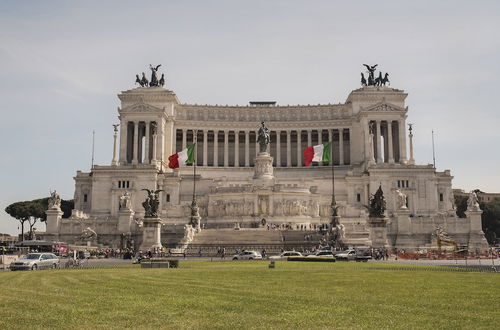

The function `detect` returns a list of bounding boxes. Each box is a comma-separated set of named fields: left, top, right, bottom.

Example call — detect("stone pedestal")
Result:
left=367, top=217, right=389, bottom=248
left=465, top=210, right=489, bottom=252
left=394, top=209, right=413, bottom=249
left=140, top=217, right=162, bottom=251
left=46, top=208, right=63, bottom=235
left=118, top=209, right=134, bottom=233
left=253, top=152, right=274, bottom=180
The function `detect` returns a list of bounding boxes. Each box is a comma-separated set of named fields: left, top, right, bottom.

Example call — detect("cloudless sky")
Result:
left=1, top=1, right=499, bottom=235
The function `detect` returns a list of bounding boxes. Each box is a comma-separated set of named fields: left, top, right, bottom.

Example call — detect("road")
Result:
left=2, top=256, right=498, bottom=271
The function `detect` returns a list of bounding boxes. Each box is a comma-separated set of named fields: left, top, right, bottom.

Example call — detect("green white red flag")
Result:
left=168, top=144, right=195, bottom=169
left=303, top=142, right=331, bottom=166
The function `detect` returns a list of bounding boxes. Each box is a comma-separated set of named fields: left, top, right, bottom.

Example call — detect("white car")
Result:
left=335, top=250, right=371, bottom=262
left=269, top=251, right=303, bottom=260
left=307, top=251, right=334, bottom=258
left=10, top=253, right=60, bottom=271
left=232, top=251, right=263, bottom=260
left=335, top=250, right=356, bottom=260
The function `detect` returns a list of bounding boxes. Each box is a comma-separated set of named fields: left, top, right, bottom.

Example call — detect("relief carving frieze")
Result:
left=210, top=199, right=254, bottom=217
left=120, top=102, right=163, bottom=113
left=362, top=102, right=407, bottom=113
left=174, top=104, right=349, bottom=123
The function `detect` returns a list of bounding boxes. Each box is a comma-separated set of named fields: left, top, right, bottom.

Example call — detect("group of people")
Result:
left=372, top=249, right=390, bottom=260
left=266, top=223, right=329, bottom=231
left=216, top=247, right=226, bottom=259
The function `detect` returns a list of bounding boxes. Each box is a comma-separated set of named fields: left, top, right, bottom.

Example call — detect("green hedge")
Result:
left=141, top=258, right=179, bottom=268
left=287, top=257, right=336, bottom=262
left=167, top=259, right=179, bottom=268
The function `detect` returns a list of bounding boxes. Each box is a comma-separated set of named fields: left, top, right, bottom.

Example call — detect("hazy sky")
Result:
left=1, top=1, right=499, bottom=235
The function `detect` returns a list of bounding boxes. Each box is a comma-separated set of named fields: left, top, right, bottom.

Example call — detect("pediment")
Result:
left=361, top=101, right=407, bottom=113
left=120, top=102, right=163, bottom=113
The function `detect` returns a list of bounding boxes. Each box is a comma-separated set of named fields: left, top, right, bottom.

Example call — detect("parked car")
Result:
left=76, top=251, right=91, bottom=259
left=307, top=251, right=335, bottom=258
left=269, top=251, right=303, bottom=260
left=335, top=250, right=372, bottom=262
left=10, top=253, right=60, bottom=271
left=232, top=251, right=263, bottom=260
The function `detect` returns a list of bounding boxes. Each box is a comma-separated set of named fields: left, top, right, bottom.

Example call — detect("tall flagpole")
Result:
left=331, top=140, right=338, bottom=219
left=330, top=138, right=341, bottom=249
left=331, top=155, right=336, bottom=213
left=193, top=130, right=197, bottom=199
left=91, top=130, right=95, bottom=170
left=432, top=129, right=436, bottom=168
left=190, top=129, right=201, bottom=231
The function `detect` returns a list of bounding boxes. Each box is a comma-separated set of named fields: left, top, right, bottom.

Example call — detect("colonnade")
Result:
left=175, top=128, right=351, bottom=167
left=369, top=119, right=407, bottom=164
left=119, top=120, right=158, bottom=165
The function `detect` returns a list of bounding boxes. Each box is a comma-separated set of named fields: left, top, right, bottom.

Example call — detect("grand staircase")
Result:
left=183, top=228, right=323, bottom=256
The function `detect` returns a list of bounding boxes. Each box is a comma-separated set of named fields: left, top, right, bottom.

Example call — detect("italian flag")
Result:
left=303, top=142, right=331, bottom=166
left=168, top=144, right=195, bottom=169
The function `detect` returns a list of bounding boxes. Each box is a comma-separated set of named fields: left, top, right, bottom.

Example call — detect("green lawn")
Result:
left=0, top=262, right=498, bottom=329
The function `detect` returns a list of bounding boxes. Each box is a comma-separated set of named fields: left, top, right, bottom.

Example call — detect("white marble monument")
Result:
left=49, top=65, right=488, bottom=252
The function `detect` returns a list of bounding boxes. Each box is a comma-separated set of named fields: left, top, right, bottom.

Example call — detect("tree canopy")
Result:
left=4, top=197, right=74, bottom=240
left=455, top=194, right=500, bottom=245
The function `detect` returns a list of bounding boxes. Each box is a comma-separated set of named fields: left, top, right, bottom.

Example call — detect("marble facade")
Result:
left=45, top=81, right=488, bottom=251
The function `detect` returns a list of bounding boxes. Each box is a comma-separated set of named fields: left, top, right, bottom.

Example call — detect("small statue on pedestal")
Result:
left=467, top=191, right=481, bottom=211
left=119, top=191, right=132, bottom=211
left=395, top=189, right=407, bottom=210
left=48, top=190, right=61, bottom=210
left=257, top=121, right=270, bottom=153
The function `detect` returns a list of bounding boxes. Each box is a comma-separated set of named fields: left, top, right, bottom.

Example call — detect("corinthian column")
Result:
left=151, top=133, right=157, bottom=165
left=144, top=121, right=150, bottom=164
left=132, top=121, right=139, bottom=165
left=387, top=120, right=394, bottom=163
left=328, top=129, right=333, bottom=165
left=376, top=120, right=382, bottom=163
left=213, top=130, right=218, bottom=167
left=286, top=130, right=291, bottom=167
left=399, top=119, right=407, bottom=164
left=119, top=121, right=127, bottom=164
left=245, top=131, right=250, bottom=167
left=408, top=125, right=415, bottom=165
left=297, top=130, right=302, bottom=167
left=339, top=128, right=344, bottom=165
left=234, top=131, right=239, bottom=167
left=203, top=130, right=208, bottom=166
left=276, top=130, right=281, bottom=167
left=112, top=124, right=119, bottom=166
left=224, top=130, right=229, bottom=167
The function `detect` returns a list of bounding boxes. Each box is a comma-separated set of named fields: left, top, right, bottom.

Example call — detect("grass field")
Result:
left=0, top=261, right=499, bottom=329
